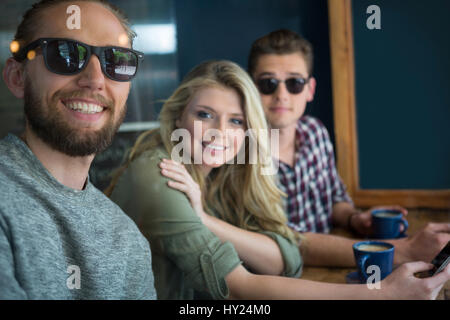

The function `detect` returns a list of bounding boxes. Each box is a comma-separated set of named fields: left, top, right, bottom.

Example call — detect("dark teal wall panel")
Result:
left=352, top=0, right=450, bottom=189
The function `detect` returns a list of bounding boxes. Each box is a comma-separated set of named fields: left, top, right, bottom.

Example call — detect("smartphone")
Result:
left=415, top=241, right=450, bottom=278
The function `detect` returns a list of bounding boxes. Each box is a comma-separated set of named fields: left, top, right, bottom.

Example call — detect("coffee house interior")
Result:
left=0, top=0, right=448, bottom=300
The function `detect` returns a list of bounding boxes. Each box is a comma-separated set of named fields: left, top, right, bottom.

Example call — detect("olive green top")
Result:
left=110, top=146, right=302, bottom=300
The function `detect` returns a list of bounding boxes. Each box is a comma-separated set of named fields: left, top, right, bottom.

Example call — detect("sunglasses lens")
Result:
left=257, top=78, right=278, bottom=95
left=285, top=78, right=306, bottom=94
left=46, top=40, right=88, bottom=74
left=104, top=48, right=138, bottom=81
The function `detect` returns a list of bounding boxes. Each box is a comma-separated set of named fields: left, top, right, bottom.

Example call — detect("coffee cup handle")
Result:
left=358, top=254, right=370, bottom=280
left=399, top=219, right=409, bottom=236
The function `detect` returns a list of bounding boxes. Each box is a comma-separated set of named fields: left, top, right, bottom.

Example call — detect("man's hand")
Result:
left=350, top=205, right=408, bottom=236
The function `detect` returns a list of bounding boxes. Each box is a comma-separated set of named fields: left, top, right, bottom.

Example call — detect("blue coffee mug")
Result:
left=371, top=209, right=408, bottom=239
left=353, top=241, right=394, bottom=282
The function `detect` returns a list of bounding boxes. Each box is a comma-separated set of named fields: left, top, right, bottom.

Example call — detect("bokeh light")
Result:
left=10, top=41, right=20, bottom=53
left=27, top=50, right=36, bottom=60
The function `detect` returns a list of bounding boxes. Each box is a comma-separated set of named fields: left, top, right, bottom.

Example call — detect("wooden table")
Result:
left=300, top=209, right=450, bottom=300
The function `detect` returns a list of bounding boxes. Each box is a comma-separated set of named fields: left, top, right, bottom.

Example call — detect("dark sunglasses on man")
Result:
left=14, top=38, right=144, bottom=82
left=257, top=77, right=310, bottom=95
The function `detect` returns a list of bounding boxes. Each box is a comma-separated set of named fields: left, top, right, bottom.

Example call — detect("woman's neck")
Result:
left=199, top=164, right=213, bottom=178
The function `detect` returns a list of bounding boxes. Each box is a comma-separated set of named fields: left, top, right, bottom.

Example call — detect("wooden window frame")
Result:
left=327, top=0, right=450, bottom=208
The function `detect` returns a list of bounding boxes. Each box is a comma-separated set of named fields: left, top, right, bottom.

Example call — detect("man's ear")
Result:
left=3, top=57, right=26, bottom=99
left=306, top=76, right=316, bottom=103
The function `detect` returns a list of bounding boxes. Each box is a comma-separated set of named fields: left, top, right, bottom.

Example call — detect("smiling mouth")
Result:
left=62, top=99, right=106, bottom=114
left=202, top=142, right=228, bottom=151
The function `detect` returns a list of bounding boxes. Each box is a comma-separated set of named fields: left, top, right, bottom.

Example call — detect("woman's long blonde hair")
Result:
left=106, top=60, right=299, bottom=243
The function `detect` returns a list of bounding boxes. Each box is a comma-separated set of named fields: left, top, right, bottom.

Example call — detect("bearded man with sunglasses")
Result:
left=248, top=29, right=450, bottom=267
left=0, top=0, right=155, bottom=299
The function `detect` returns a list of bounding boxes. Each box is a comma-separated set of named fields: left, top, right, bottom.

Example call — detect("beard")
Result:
left=23, top=77, right=126, bottom=157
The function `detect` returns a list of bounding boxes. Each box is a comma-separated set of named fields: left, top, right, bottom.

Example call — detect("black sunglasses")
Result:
left=256, top=77, right=310, bottom=95
left=14, top=38, right=144, bottom=82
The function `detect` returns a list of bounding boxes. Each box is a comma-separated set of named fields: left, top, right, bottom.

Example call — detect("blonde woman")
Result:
left=106, top=60, right=449, bottom=300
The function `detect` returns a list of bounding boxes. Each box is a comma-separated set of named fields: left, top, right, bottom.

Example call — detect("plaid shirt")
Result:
left=276, top=116, right=352, bottom=233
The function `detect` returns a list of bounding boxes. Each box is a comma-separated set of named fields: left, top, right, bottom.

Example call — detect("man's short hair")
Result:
left=248, top=29, right=314, bottom=77
left=12, top=0, right=136, bottom=61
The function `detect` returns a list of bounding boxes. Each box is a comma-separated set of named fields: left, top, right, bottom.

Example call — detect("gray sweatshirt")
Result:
left=0, top=134, right=156, bottom=299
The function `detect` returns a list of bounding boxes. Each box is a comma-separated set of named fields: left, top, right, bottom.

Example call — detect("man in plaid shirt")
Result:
left=248, top=29, right=407, bottom=236
left=244, top=28, right=450, bottom=268
left=276, top=115, right=353, bottom=234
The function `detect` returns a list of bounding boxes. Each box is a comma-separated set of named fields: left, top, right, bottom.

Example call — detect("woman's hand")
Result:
left=159, top=158, right=205, bottom=220
left=392, top=223, right=450, bottom=264
left=381, top=261, right=450, bottom=300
